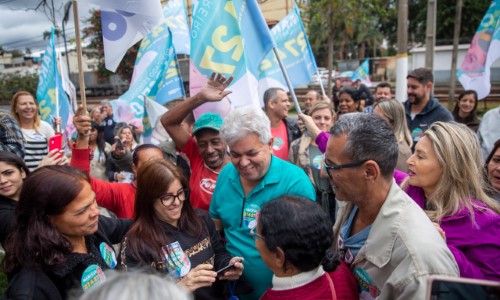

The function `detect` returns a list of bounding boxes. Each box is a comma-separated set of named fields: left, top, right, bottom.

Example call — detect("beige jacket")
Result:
left=333, top=181, right=459, bottom=300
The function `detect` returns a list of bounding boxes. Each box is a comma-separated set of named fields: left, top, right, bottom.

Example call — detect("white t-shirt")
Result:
left=21, top=120, right=55, bottom=171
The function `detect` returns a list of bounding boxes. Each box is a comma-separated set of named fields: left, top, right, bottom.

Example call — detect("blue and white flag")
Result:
left=190, top=0, right=275, bottom=118
left=90, top=0, right=163, bottom=72
left=164, top=0, right=190, bottom=55
left=258, top=4, right=318, bottom=103
left=458, top=0, right=500, bottom=100
left=115, top=25, right=174, bottom=142
left=36, top=27, right=70, bottom=132
left=351, top=58, right=372, bottom=87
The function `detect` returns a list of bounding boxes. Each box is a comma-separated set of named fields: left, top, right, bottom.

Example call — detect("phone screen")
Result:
left=429, top=278, right=500, bottom=300
left=48, top=134, right=62, bottom=152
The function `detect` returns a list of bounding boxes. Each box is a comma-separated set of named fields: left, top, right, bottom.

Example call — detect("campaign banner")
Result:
left=115, top=24, right=173, bottom=141
left=164, top=0, right=190, bottom=55
left=190, top=0, right=275, bottom=118
left=131, top=19, right=185, bottom=105
left=90, top=0, right=163, bottom=72
left=36, top=27, right=70, bottom=132
left=457, top=0, right=500, bottom=100
left=257, top=4, right=318, bottom=105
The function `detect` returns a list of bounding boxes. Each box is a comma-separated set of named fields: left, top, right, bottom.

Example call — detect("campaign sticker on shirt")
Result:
left=411, top=127, right=423, bottom=142
left=272, top=137, right=285, bottom=151
left=312, top=155, right=323, bottom=170
left=99, top=242, right=117, bottom=269
left=200, top=178, right=216, bottom=195
left=354, top=267, right=380, bottom=300
left=107, top=119, right=113, bottom=126
left=162, top=241, right=191, bottom=279
left=81, top=264, right=106, bottom=292
left=243, top=203, right=260, bottom=229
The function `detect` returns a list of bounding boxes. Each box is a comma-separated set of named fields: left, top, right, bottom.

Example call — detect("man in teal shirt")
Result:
left=210, top=106, right=316, bottom=300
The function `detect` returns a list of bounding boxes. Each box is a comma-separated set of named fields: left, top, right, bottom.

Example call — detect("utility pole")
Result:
left=425, top=0, right=437, bottom=70
left=396, top=0, right=408, bottom=102
left=448, top=0, right=463, bottom=109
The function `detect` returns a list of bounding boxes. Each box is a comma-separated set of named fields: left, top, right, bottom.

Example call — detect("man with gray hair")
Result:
left=325, top=113, right=458, bottom=299
left=210, top=106, right=316, bottom=300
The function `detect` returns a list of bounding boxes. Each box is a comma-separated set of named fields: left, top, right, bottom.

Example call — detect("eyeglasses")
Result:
left=250, top=227, right=265, bottom=241
left=158, top=188, right=190, bottom=207
left=323, top=160, right=367, bottom=178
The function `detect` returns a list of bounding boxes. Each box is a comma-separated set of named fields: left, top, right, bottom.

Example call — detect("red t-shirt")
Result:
left=271, top=121, right=289, bottom=160
left=181, top=138, right=220, bottom=210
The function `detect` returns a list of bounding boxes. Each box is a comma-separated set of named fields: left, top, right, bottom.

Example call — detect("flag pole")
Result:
left=72, top=0, right=87, bottom=113
left=52, top=29, right=61, bottom=133
left=273, top=47, right=302, bottom=114
left=316, top=69, right=326, bottom=97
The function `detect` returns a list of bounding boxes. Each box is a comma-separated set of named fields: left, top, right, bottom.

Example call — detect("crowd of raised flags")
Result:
left=35, top=0, right=499, bottom=142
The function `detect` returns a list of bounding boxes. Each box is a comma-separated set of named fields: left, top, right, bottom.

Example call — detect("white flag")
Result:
left=90, top=0, right=163, bottom=72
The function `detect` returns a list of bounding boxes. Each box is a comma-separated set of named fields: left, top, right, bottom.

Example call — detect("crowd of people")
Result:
left=0, top=67, right=499, bottom=299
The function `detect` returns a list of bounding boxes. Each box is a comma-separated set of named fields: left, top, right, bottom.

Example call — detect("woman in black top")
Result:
left=3, top=165, right=130, bottom=299
left=0, top=151, right=29, bottom=247
left=452, top=90, right=480, bottom=132
left=120, top=159, right=244, bottom=300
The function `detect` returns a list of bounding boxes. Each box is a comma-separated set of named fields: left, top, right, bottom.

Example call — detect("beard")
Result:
left=408, top=93, right=424, bottom=105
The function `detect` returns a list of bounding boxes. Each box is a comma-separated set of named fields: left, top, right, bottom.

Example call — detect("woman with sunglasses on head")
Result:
left=119, top=159, right=244, bottom=299
left=402, top=122, right=500, bottom=280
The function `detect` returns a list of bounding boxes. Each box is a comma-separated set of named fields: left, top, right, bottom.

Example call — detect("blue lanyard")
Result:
left=228, top=280, right=238, bottom=300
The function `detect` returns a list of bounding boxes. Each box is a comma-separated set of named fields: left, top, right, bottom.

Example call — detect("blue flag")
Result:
left=164, top=0, right=190, bottom=55
left=258, top=4, right=318, bottom=99
left=351, top=58, right=372, bottom=87
left=36, top=27, right=70, bottom=132
left=117, top=23, right=174, bottom=141
left=190, top=0, right=275, bottom=117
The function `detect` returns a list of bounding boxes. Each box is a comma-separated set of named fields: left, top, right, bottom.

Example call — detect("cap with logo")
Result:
left=192, top=112, right=223, bottom=136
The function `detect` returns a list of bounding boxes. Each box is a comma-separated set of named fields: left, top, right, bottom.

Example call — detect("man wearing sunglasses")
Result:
left=325, top=113, right=458, bottom=299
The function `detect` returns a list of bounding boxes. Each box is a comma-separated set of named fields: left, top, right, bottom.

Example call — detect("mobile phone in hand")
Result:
left=48, top=134, right=62, bottom=152
left=114, top=136, right=124, bottom=150
left=216, top=259, right=242, bottom=276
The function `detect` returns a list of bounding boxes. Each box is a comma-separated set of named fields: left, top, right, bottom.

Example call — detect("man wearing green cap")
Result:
left=160, top=73, right=233, bottom=210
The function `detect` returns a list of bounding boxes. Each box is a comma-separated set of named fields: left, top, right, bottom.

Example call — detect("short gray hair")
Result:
left=77, top=270, right=192, bottom=300
left=330, top=113, right=398, bottom=178
left=220, top=106, right=271, bottom=146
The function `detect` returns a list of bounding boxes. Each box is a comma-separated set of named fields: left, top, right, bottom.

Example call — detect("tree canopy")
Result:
left=306, top=0, right=491, bottom=68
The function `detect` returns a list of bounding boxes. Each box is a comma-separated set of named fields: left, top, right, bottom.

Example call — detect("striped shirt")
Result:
left=21, top=120, right=54, bottom=171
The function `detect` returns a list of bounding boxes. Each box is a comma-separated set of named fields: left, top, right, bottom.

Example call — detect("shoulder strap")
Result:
left=325, top=272, right=337, bottom=300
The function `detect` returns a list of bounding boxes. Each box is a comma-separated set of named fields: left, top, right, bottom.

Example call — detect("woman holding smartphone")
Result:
left=10, top=91, right=66, bottom=171
left=402, top=122, right=500, bottom=280
left=120, top=159, right=244, bottom=299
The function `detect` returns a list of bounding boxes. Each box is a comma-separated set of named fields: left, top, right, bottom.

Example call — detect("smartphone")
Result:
left=114, top=136, right=124, bottom=150
left=426, top=275, right=500, bottom=300
left=216, top=259, right=242, bottom=276
left=48, top=134, right=63, bottom=153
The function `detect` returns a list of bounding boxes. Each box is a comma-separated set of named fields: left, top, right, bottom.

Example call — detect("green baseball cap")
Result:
left=192, top=112, right=223, bottom=136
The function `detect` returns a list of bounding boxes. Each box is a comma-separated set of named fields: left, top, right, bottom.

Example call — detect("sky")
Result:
left=0, top=0, right=95, bottom=54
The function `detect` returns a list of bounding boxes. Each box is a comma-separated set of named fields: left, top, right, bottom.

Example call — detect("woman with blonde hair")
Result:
left=403, top=122, right=500, bottom=280
left=289, top=102, right=336, bottom=221
left=10, top=91, right=65, bottom=171
left=373, top=100, right=412, bottom=172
